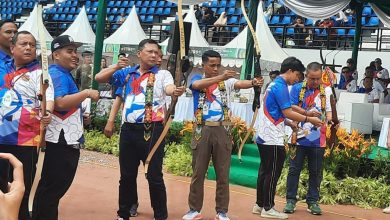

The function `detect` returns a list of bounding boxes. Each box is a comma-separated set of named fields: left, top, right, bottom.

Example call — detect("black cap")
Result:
left=375, top=58, right=382, bottom=64
left=51, top=35, right=82, bottom=52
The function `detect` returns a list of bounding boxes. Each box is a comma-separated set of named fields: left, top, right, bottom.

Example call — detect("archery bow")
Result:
left=237, top=0, right=262, bottom=162
left=144, top=0, right=188, bottom=176
left=28, top=3, right=50, bottom=215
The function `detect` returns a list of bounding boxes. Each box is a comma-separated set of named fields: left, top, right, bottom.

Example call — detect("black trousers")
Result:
left=117, top=122, right=167, bottom=220
left=0, top=144, right=37, bottom=220
left=256, top=144, right=286, bottom=211
left=32, top=141, right=80, bottom=220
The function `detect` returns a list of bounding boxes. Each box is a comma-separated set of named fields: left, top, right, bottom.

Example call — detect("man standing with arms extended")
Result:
left=0, top=31, right=54, bottom=220
left=32, top=35, right=100, bottom=220
left=182, top=50, right=264, bottom=220
left=252, top=57, right=323, bottom=219
left=283, top=62, right=332, bottom=216
left=95, top=39, right=185, bottom=220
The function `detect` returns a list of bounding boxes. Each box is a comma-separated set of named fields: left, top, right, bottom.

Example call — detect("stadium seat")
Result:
left=274, top=27, right=283, bottom=35
left=156, top=8, right=163, bottom=15
left=361, top=17, right=367, bottom=26
left=227, top=0, right=236, bottom=7
left=108, top=1, right=115, bottom=7
left=121, top=1, right=129, bottom=7
left=286, top=27, right=295, bottom=36
left=336, top=28, right=346, bottom=36
left=135, top=1, right=142, bottom=7
left=59, top=14, right=66, bottom=21
left=231, top=26, right=240, bottom=33
left=118, top=8, right=125, bottom=14
left=163, top=8, right=171, bottom=15
left=66, top=14, right=74, bottom=21
left=90, top=7, right=97, bottom=14
left=147, top=8, right=155, bottom=15
left=145, top=15, right=154, bottom=23
left=347, top=29, right=356, bottom=36
left=142, top=1, right=150, bottom=7
left=129, top=1, right=135, bottom=7
left=140, top=15, right=145, bottom=22
left=365, top=16, right=379, bottom=26
left=269, top=15, right=280, bottom=25
left=53, top=14, right=59, bottom=21
left=210, top=1, right=218, bottom=7
left=85, top=1, right=91, bottom=7
left=114, top=1, right=121, bottom=7
left=227, top=8, right=235, bottom=15
left=234, top=8, right=242, bottom=15
left=227, top=16, right=238, bottom=25
left=220, top=1, right=227, bottom=7
left=140, top=8, right=147, bottom=15
left=362, top=6, right=372, bottom=16
left=217, top=8, right=225, bottom=15
left=70, top=7, right=76, bottom=14
left=150, top=1, right=157, bottom=7
left=157, top=1, right=165, bottom=7
left=92, top=2, right=99, bottom=7
left=111, top=8, right=118, bottom=15
left=63, top=7, right=69, bottom=13
left=108, top=15, right=115, bottom=22
left=346, top=15, right=353, bottom=26
left=305, top=18, right=314, bottom=26
left=280, top=16, right=291, bottom=25
left=239, top=16, right=247, bottom=25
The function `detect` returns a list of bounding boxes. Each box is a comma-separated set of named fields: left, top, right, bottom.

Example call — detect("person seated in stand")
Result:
left=291, top=17, right=306, bottom=46
left=338, top=66, right=357, bottom=92
left=357, top=77, right=379, bottom=103
left=359, top=66, right=384, bottom=93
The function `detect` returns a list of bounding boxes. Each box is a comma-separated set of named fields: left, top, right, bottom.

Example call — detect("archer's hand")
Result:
left=308, top=117, right=323, bottom=127
left=86, top=89, right=100, bottom=102
left=116, top=57, right=129, bottom=70
left=40, top=111, right=52, bottom=127
left=221, top=70, right=237, bottom=80
left=289, top=121, right=299, bottom=132
left=0, top=153, right=25, bottom=220
left=306, top=109, right=322, bottom=118
left=104, top=120, right=115, bottom=138
left=83, top=113, right=91, bottom=126
left=252, top=77, right=264, bottom=87
left=173, top=86, right=185, bottom=97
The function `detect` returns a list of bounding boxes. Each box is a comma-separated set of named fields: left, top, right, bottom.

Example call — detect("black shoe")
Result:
left=130, top=203, right=139, bottom=217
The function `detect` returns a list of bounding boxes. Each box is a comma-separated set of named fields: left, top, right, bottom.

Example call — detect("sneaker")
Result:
left=383, top=205, right=390, bottom=214
left=117, top=217, right=126, bottom=220
left=182, top=209, right=203, bottom=220
left=130, top=203, right=138, bottom=217
left=283, top=201, right=296, bottom=214
left=261, top=208, right=289, bottom=219
left=252, top=204, right=263, bottom=215
left=215, top=212, right=230, bottom=220
left=307, top=203, right=322, bottom=215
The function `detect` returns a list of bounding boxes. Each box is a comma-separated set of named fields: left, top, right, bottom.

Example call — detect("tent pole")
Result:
left=92, top=0, right=107, bottom=90
left=242, top=0, right=259, bottom=80
left=352, top=2, right=363, bottom=65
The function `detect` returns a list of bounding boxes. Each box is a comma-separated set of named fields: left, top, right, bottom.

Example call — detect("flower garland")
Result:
left=298, top=80, right=326, bottom=121
left=143, top=73, right=155, bottom=141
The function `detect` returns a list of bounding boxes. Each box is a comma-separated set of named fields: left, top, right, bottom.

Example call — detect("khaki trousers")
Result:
left=188, top=125, right=232, bottom=213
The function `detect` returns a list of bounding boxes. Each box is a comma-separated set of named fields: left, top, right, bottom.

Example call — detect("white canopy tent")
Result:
left=61, top=6, right=96, bottom=44
left=19, top=4, right=53, bottom=41
left=104, top=6, right=147, bottom=45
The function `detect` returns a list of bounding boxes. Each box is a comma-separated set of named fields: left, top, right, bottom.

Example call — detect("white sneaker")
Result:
left=252, top=203, right=263, bottom=215
left=215, top=212, right=230, bottom=220
left=384, top=205, right=390, bottom=214
left=261, top=208, right=289, bottom=219
left=182, top=209, right=203, bottom=220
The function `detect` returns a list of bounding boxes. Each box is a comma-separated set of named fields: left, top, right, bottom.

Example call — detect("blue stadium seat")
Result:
left=64, top=1, right=71, bottom=7
left=140, top=15, right=145, bottom=22
left=71, top=1, right=77, bottom=7
left=147, top=8, right=155, bottom=15
left=53, top=14, right=59, bottom=21
left=140, top=8, right=147, bottom=15
left=305, top=18, right=313, bottom=26
left=227, top=8, right=235, bottom=15
left=211, top=8, right=217, bottom=13
left=227, top=16, right=238, bottom=24
left=92, top=2, right=99, bottom=7
left=274, top=27, right=283, bottom=35
left=347, top=29, right=355, bottom=36
left=66, top=14, right=74, bottom=21
left=150, top=1, right=157, bottom=7
left=112, top=24, right=120, bottom=30
left=286, top=27, right=295, bottom=36
left=239, top=16, right=247, bottom=24
left=90, top=7, right=97, bottom=14
left=111, top=8, right=118, bottom=14
left=63, top=7, right=69, bottom=13
left=106, top=8, right=111, bottom=14
left=135, top=1, right=142, bottom=7
left=142, top=1, right=150, bottom=7
left=163, top=8, right=171, bottom=15
left=336, top=28, right=346, bottom=36
left=121, top=1, right=129, bottom=7
left=60, top=23, right=67, bottom=29
left=85, top=1, right=91, bottom=7
left=365, top=16, right=379, bottom=26
left=318, top=29, right=327, bottom=37
left=269, top=15, right=280, bottom=25
left=57, top=7, right=63, bottom=13
left=126, top=7, right=131, bottom=14
left=145, top=15, right=153, bottom=23
left=129, top=1, right=135, bottom=7
left=157, top=1, right=165, bottom=7
left=217, top=8, right=225, bottom=15
left=227, top=0, right=236, bottom=7
left=88, top=14, right=94, bottom=21
left=361, top=17, right=367, bottom=26
left=346, top=15, right=353, bottom=26
left=220, top=1, right=226, bottom=7
left=231, top=26, right=240, bottom=33
left=211, top=0, right=219, bottom=7
left=70, top=7, right=76, bottom=14
left=234, top=8, right=242, bottom=15
left=362, top=6, right=372, bottom=16
left=59, top=14, right=66, bottom=21
left=281, top=16, right=291, bottom=25
left=108, top=1, right=115, bottom=7
left=118, top=8, right=125, bottom=14
left=115, top=1, right=121, bottom=7
left=156, top=7, right=163, bottom=15
left=108, top=15, right=115, bottom=22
